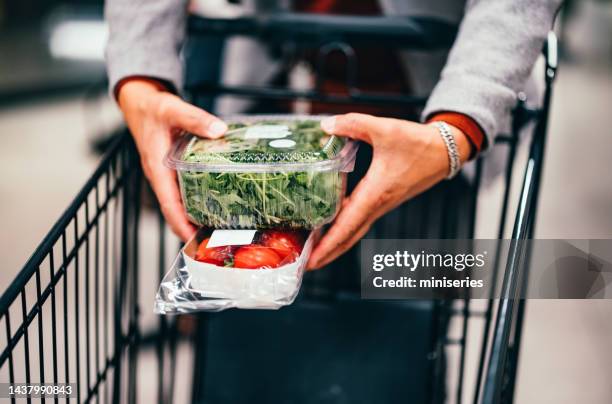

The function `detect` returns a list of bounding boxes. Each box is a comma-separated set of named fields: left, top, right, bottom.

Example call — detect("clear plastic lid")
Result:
left=166, top=115, right=358, bottom=173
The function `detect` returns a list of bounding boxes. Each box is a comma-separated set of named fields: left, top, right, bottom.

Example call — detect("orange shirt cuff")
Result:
left=427, top=112, right=487, bottom=160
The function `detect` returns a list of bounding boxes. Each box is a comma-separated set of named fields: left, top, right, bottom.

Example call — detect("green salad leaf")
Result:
left=178, top=119, right=347, bottom=229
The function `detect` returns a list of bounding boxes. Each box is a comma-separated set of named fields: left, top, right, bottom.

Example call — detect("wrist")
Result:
left=117, top=77, right=168, bottom=110
left=426, top=112, right=486, bottom=159
left=428, top=122, right=471, bottom=179
left=428, top=123, right=471, bottom=163
left=444, top=124, right=471, bottom=165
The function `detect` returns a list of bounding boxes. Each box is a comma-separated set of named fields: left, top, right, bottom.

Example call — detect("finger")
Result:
left=152, top=167, right=197, bottom=242
left=320, top=113, right=406, bottom=144
left=307, top=171, right=384, bottom=269
left=307, top=218, right=371, bottom=270
left=142, top=139, right=197, bottom=241
left=160, top=95, right=227, bottom=138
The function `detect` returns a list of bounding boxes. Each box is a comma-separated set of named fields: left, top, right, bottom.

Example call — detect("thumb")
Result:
left=320, top=113, right=400, bottom=144
left=161, top=95, right=227, bottom=138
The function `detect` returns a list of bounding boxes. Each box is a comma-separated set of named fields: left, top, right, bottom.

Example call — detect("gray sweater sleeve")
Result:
left=422, top=0, right=561, bottom=145
left=104, top=0, right=188, bottom=95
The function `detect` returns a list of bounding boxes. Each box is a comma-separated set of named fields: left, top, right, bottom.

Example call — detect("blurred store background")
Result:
left=0, top=0, right=611, bottom=403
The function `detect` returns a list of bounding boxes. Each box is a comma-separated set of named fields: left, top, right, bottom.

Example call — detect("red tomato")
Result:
left=195, top=238, right=233, bottom=266
left=233, top=245, right=282, bottom=269
left=261, top=230, right=303, bottom=260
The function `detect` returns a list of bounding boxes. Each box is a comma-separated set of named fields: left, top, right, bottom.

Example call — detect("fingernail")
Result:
left=321, top=116, right=336, bottom=133
left=208, top=120, right=228, bottom=137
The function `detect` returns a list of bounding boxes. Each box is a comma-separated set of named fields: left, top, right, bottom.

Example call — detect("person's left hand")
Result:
left=307, top=113, right=472, bottom=270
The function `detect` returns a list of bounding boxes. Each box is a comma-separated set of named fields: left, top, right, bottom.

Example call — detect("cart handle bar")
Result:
left=188, top=13, right=457, bottom=50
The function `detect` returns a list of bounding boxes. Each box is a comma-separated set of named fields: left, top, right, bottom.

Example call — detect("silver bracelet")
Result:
left=433, top=121, right=461, bottom=179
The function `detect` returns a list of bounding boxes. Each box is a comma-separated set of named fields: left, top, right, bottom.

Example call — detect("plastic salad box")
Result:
left=154, top=228, right=314, bottom=312
left=166, top=115, right=359, bottom=229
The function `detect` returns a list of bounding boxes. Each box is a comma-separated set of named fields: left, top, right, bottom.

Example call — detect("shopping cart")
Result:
left=0, top=12, right=557, bottom=404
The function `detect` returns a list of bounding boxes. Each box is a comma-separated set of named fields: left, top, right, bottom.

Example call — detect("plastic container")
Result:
left=166, top=115, right=359, bottom=229
left=154, top=228, right=315, bottom=312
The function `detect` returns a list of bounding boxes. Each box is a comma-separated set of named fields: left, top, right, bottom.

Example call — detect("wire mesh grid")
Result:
left=0, top=135, right=179, bottom=404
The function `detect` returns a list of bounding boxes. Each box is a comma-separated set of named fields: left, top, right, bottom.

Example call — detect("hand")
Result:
left=307, top=113, right=471, bottom=269
left=117, top=78, right=228, bottom=241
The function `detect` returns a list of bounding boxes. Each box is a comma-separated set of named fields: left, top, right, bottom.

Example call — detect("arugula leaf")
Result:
left=178, top=119, right=347, bottom=229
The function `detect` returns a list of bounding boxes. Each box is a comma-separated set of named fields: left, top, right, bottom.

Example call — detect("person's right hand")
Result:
left=117, top=78, right=228, bottom=241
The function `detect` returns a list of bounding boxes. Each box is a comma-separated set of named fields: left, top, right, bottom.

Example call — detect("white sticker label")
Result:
left=268, top=139, right=297, bottom=149
left=207, top=230, right=257, bottom=248
left=244, top=125, right=291, bottom=139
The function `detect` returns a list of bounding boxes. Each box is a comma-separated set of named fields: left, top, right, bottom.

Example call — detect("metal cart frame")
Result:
left=0, top=12, right=557, bottom=404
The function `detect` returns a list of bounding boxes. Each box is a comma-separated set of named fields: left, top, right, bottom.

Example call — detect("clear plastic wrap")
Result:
left=154, top=228, right=314, bottom=313
left=165, top=115, right=359, bottom=229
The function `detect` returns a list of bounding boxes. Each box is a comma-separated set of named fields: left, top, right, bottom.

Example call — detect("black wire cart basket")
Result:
left=0, top=13, right=558, bottom=404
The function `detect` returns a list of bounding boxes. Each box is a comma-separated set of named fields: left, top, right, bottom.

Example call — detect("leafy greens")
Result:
left=178, top=119, right=347, bottom=229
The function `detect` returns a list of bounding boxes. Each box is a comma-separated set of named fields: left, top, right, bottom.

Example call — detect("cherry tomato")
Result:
left=233, top=245, right=282, bottom=269
left=195, top=238, right=233, bottom=266
left=261, top=230, right=303, bottom=260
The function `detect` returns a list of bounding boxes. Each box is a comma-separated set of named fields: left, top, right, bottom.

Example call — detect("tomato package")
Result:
left=154, top=228, right=314, bottom=313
